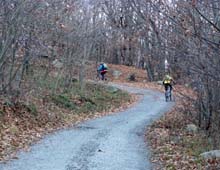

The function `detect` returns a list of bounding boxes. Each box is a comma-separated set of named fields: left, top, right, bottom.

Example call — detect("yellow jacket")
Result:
left=163, top=75, right=173, bottom=85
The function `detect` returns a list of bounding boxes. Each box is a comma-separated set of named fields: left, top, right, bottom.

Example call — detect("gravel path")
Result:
left=0, top=84, right=173, bottom=170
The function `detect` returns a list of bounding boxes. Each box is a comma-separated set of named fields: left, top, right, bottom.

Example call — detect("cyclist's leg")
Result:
left=164, top=85, right=168, bottom=101
left=103, top=72, right=107, bottom=81
left=101, top=72, right=104, bottom=80
left=170, top=85, right=173, bottom=101
left=164, top=84, right=170, bottom=101
left=164, top=85, right=168, bottom=91
left=169, top=84, right=172, bottom=101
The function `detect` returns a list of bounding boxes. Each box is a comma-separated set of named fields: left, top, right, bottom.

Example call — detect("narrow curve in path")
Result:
left=0, top=84, right=173, bottom=170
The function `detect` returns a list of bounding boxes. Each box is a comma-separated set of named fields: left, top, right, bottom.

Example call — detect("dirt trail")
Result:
left=0, top=84, right=173, bottom=170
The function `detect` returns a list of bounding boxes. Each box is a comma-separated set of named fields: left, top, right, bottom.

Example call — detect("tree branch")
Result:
left=194, top=7, right=220, bottom=33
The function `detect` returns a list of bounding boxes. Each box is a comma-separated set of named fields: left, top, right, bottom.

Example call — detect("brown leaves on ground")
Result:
left=84, top=62, right=148, bottom=83
left=107, top=64, right=147, bottom=83
left=0, top=92, right=138, bottom=161
left=0, top=99, right=65, bottom=162
left=86, top=62, right=220, bottom=169
left=0, top=95, right=138, bottom=162
left=0, top=63, right=141, bottom=162
left=146, top=86, right=220, bottom=170
left=1, top=62, right=218, bottom=170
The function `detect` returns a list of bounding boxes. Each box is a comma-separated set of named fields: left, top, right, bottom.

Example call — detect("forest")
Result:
left=0, top=0, right=220, bottom=167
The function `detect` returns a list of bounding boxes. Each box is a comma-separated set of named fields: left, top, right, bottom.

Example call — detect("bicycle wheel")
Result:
left=165, top=86, right=171, bottom=102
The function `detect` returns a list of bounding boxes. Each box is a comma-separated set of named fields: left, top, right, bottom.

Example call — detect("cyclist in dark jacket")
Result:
left=97, top=62, right=108, bottom=80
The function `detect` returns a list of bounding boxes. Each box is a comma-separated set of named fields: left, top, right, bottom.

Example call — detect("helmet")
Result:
left=165, top=74, right=171, bottom=80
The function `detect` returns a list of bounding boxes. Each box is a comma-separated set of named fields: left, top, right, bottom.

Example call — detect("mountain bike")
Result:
left=165, top=85, right=172, bottom=102
left=96, top=70, right=108, bottom=82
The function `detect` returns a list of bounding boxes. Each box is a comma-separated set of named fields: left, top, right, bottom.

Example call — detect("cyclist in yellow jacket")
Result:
left=163, top=74, right=174, bottom=92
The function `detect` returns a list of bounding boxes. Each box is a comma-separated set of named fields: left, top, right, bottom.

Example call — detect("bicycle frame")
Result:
left=96, top=70, right=107, bottom=81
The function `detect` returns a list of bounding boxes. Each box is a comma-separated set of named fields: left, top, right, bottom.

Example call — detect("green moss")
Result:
left=51, top=94, right=76, bottom=110
left=32, top=72, right=131, bottom=115
left=26, top=103, right=38, bottom=116
left=181, top=134, right=212, bottom=158
left=166, top=163, right=176, bottom=170
left=0, top=109, right=4, bottom=116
